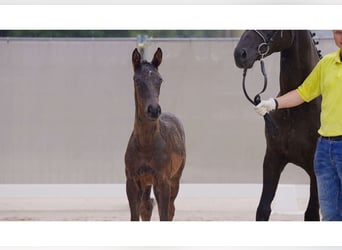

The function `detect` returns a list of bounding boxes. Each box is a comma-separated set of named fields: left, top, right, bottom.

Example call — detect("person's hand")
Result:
left=254, top=98, right=277, bottom=116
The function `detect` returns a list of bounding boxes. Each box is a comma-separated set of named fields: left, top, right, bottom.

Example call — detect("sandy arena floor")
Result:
left=0, top=199, right=304, bottom=221
left=0, top=184, right=312, bottom=221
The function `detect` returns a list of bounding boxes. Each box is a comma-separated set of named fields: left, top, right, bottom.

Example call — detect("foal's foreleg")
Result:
left=168, top=159, right=185, bottom=220
left=169, top=180, right=180, bottom=221
left=154, top=181, right=171, bottom=221
left=126, top=179, right=141, bottom=221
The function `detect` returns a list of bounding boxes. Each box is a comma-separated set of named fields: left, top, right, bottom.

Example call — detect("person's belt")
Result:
left=321, top=135, right=342, bottom=141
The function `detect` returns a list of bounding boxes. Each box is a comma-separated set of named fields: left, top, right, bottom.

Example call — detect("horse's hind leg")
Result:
left=304, top=170, right=320, bottom=221
left=140, top=185, right=154, bottom=221
left=256, top=152, right=286, bottom=221
left=126, top=179, right=141, bottom=221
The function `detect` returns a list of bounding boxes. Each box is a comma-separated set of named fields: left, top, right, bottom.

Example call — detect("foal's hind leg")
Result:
left=140, top=185, right=154, bottom=221
left=256, top=152, right=286, bottom=221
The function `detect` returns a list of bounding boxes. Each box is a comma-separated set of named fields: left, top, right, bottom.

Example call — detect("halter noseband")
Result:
left=254, top=30, right=283, bottom=58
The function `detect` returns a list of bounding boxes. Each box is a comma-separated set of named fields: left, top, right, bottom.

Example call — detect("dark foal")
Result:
left=125, top=48, right=186, bottom=221
left=234, top=30, right=321, bottom=221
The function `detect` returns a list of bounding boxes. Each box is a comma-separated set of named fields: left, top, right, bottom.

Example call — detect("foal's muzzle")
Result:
left=147, top=104, right=161, bottom=120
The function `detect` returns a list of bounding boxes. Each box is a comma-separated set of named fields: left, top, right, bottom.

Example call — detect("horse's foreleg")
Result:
left=140, top=185, right=154, bottom=221
left=257, top=152, right=286, bottom=221
left=154, top=181, right=171, bottom=221
left=126, top=179, right=141, bottom=221
left=304, top=171, right=320, bottom=221
left=169, top=180, right=180, bottom=221
left=168, top=161, right=185, bottom=220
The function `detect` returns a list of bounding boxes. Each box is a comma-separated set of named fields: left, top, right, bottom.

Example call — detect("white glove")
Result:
left=254, top=98, right=277, bottom=116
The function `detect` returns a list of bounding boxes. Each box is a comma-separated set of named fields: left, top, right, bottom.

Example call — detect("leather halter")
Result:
left=254, top=30, right=283, bottom=58
left=241, top=30, right=280, bottom=135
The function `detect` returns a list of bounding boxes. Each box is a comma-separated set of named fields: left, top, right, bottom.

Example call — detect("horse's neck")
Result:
left=134, top=112, right=160, bottom=147
left=279, top=31, right=319, bottom=95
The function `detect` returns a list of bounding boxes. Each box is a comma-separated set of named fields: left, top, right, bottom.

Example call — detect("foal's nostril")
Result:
left=147, top=105, right=153, bottom=114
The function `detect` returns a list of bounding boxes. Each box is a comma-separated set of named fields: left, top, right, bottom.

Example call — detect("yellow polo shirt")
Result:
left=297, top=49, right=342, bottom=136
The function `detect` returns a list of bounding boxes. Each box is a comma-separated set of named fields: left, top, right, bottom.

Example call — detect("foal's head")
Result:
left=132, top=48, right=163, bottom=121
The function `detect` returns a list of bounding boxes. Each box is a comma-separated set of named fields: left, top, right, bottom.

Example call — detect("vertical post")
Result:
left=137, top=35, right=149, bottom=61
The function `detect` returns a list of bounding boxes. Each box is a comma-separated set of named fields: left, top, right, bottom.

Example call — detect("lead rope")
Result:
left=242, top=60, right=267, bottom=105
left=242, top=59, right=278, bottom=136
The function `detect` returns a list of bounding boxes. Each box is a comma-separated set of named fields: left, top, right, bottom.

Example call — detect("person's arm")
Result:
left=254, top=89, right=305, bottom=116
left=276, top=89, right=305, bottom=109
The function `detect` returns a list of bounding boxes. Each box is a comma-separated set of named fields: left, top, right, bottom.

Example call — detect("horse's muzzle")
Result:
left=234, top=47, right=254, bottom=69
left=147, top=104, right=161, bottom=120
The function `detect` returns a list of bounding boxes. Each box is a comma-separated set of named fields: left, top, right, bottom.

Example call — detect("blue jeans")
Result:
left=314, top=137, right=342, bottom=221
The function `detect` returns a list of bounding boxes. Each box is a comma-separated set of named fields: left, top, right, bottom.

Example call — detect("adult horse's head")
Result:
left=234, top=30, right=294, bottom=69
left=132, top=47, right=163, bottom=121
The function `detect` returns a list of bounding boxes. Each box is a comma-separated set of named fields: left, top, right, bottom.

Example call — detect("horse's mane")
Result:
left=310, top=31, right=323, bottom=59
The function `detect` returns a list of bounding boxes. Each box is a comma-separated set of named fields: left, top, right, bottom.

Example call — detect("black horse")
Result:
left=234, top=30, right=321, bottom=221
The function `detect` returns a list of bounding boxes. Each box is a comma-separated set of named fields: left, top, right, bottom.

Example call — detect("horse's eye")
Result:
left=134, top=78, right=143, bottom=85
left=153, top=76, right=162, bottom=86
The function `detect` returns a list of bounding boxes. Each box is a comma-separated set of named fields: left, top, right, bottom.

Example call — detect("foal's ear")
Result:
left=152, top=48, right=162, bottom=69
left=132, top=48, right=141, bottom=70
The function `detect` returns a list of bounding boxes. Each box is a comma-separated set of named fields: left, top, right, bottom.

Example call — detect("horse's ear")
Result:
left=132, top=48, right=141, bottom=70
left=152, top=48, right=162, bottom=68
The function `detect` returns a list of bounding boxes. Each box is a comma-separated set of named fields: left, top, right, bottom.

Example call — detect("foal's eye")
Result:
left=159, top=77, right=163, bottom=85
left=153, top=77, right=162, bottom=87
left=134, top=78, right=143, bottom=85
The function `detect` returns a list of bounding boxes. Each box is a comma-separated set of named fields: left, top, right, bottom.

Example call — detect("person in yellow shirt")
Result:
left=255, top=30, right=342, bottom=221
